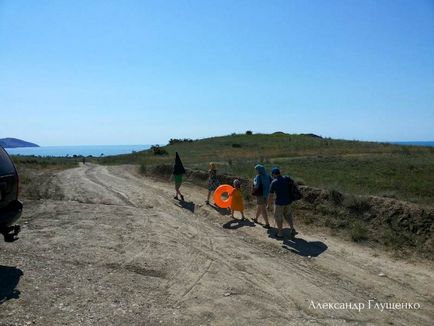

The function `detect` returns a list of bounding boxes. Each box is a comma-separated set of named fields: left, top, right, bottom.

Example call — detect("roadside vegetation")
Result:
left=11, top=156, right=79, bottom=198
left=12, top=156, right=79, bottom=171
left=97, top=132, right=434, bottom=207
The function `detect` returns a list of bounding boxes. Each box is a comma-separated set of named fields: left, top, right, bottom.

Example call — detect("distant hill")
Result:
left=0, top=138, right=39, bottom=148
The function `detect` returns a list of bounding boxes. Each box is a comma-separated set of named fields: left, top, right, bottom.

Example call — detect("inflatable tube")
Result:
left=213, top=184, right=234, bottom=208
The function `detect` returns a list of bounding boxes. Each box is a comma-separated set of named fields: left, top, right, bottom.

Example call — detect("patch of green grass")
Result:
left=19, top=175, right=32, bottom=185
left=12, top=156, right=78, bottom=171
left=10, top=155, right=78, bottom=199
left=96, top=133, right=434, bottom=206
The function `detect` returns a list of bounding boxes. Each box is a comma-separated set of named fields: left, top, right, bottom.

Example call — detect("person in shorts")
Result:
left=206, top=162, right=220, bottom=204
left=267, top=167, right=298, bottom=238
left=252, top=164, right=271, bottom=228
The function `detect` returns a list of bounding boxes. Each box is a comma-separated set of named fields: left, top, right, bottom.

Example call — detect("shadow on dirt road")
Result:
left=0, top=265, right=23, bottom=304
left=175, top=200, right=196, bottom=213
left=222, top=219, right=256, bottom=230
left=267, top=228, right=328, bottom=257
left=282, top=238, right=328, bottom=257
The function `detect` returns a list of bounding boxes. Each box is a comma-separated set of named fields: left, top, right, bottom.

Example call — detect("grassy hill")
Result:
left=97, top=133, right=434, bottom=206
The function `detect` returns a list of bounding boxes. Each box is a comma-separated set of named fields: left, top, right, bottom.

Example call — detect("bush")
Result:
left=232, top=143, right=242, bottom=148
left=343, top=195, right=371, bottom=214
left=294, top=178, right=306, bottom=186
left=382, top=229, right=410, bottom=249
left=245, top=130, right=253, bottom=135
left=151, top=145, right=168, bottom=155
left=329, top=189, right=344, bottom=205
left=168, top=138, right=194, bottom=145
left=350, top=221, right=368, bottom=242
left=324, top=215, right=349, bottom=229
left=139, top=163, right=147, bottom=175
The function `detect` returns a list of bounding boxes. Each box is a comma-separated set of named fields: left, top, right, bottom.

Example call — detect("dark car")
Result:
left=0, top=146, right=22, bottom=241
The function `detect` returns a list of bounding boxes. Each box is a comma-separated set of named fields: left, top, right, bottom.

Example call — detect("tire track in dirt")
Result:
left=100, top=165, right=434, bottom=324
left=84, top=165, right=137, bottom=207
left=91, top=167, right=308, bottom=320
left=8, top=163, right=431, bottom=326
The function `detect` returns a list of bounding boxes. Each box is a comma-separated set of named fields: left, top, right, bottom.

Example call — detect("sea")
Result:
left=4, top=141, right=434, bottom=158
left=392, top=141, right=434, bottom=147
left=5, top=145, right=151, bottom=157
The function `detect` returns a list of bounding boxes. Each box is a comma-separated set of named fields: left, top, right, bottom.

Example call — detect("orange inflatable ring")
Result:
left=214, top=184, right=234, bottom=208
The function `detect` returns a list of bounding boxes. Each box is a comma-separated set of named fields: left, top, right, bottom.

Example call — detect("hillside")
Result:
left=0, top=137, right=39, bottom=148
left=97, top=133, right=434, bottom=206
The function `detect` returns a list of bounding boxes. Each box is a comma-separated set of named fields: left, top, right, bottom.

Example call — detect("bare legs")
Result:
left=231, top=210, right=245, bottom=220
left=275, top=206, right=296, bottom=238
left=275, top=217, right=284, bottom=237
left=175, top=184, right=184, bottom=201
left=254, top=204, right=270, bottom=227
left=276, top=216, right=295, bottom=237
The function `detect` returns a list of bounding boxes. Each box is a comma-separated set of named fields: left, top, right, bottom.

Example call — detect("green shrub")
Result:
left=151, top=145, right=168, bottom=155
left=168, top=138, right=193, bottom=145
left=20, top=175, right=31, bottom=185
left=382, top=229, right=410, bottom=249
left=330, top=189, right=344, bottom=205
left=343, top=195, right=371, bottom=214
left=139, top=163, right=147, bottom=175
left=350, top=221, right=368, bottom=242
left=295, top=178, right=306, bottom=186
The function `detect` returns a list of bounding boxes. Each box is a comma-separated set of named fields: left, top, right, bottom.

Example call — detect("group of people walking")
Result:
left=172, top=152, right=300, bottom=239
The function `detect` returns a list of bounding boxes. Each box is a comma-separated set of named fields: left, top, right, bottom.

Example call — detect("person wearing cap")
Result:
left=267, top=167, right=298, bottom=238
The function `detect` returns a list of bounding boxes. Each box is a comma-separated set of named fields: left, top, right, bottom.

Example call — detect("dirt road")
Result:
left=1, top=164, right=433, bottom=325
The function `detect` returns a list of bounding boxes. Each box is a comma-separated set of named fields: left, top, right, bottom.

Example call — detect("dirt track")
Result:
left=1, top=164, right=433, bottom=325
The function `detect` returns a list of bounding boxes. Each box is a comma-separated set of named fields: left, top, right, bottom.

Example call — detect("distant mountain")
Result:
left=0, top=138, right=39, bottom=148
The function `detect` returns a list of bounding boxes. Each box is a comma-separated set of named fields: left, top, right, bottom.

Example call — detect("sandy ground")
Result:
left=1, top=164, right=433, bottom=325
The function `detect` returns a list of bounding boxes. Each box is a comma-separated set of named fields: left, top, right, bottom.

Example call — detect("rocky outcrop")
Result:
left=0, top=138, right=39, bottom=148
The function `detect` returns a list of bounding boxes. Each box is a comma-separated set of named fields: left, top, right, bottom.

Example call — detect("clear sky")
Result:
left=1, top=0, right=433, bottom=145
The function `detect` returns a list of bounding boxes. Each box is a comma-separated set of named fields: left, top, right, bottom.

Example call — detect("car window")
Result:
left=0, top=147, right=16, bottom=175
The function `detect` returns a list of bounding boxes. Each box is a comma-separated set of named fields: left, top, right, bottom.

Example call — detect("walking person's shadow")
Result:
left=222, top=218, right=256, bottom=230
left=0, top=265, right=23, bottom=304
left=282, top=237, right=328, bottom=257
left=209, top=204, right=231, bottom=216
left=267, top=228, right=328, bottom=257
left=176, top=200, right=195, bottom=213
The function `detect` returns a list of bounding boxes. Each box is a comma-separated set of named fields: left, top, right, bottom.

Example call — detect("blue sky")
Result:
left=0, top=0, right=433, bottom=145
